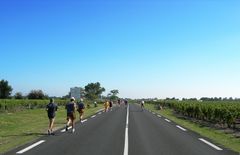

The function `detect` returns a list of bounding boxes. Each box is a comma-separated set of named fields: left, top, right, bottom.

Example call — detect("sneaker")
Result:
left=65, top=125, right=68, bottom=131
left=72, top=128, right=75, bottom=133
left=47, top=130, right=51, bottom=135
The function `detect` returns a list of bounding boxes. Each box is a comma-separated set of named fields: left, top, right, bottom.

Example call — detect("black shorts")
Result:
left=48, top=114, right=55, bottom=119
left=67, top=112, right=76, bottom=120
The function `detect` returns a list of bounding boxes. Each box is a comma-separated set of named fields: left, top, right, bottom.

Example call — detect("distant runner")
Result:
left=124, top=100, right=128, bottom=108
left=141, top=100, right=145, bottom=111
left=77, top=98, right=85, bottom=122
left=109, top=101, right=113, bottom=111
left=65, top=97, right=77, bottom=133
left=46, top=98, right=58, bottom=135
left=104, top=101, right=109, bottom=112
left=94, top=101, right=97, bottom=107
left=117, top=99, right=121, bottom=107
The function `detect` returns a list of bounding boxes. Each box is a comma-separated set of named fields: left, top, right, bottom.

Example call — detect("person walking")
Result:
left=104, top=100, right=109, bottom=112
left=46, top=98, right=58, bottom=135
left=117, top=99, right=121, bottom=107
left=77, top=98, right=85, bottom=122
left=94, top=101, right=97, bottom=107
left=109, top=100, right=113, bottom=111
left=65, top=97, right=77, bottom=133
left=141, top=100, right=145, bottom=111
left=124, top=99, right=128, bottom=108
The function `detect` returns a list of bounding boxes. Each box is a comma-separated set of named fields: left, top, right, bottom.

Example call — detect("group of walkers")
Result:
left=103, top=99, right=129, bottom=112
left=46, top=97, right=132, bottom=135
left=46, top=97, right=85, bottom=135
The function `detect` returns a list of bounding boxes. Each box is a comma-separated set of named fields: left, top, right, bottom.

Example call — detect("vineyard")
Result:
left=0, top=99, right=67, bottom=112
left=148, top=100, right=240, bottom=129
left=0, top=99, right=104, bottom=113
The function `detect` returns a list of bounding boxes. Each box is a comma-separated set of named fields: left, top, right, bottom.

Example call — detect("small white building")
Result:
left=70, top=87, right=81, bottom=100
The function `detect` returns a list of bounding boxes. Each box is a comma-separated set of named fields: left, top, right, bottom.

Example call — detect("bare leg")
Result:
left=50, top=118, right=55, bottom=132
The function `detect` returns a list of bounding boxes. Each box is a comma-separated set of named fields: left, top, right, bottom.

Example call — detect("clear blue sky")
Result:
left=1, top=0, right=240, bottom=99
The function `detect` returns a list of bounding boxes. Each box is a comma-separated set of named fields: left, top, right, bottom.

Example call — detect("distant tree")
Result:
left=84, top=82, right=105, bottom=101
left=80, top=87, right=86, bottom=98
left=166, top=97, right=177, bottom=100
left=189, top=98, right=197, bottom=101
left=0, top=79, right=13, bottom=99
left=27, top=90, right=46, bottom=99
left=14, top=92, right=23, bottom=99
left=62, top=92, right=71, bottom=99
left=108, top=89, right=119, bottom=101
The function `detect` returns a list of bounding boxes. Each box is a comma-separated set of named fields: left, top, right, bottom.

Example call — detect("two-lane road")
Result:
left=5, top=104, right=238, bottom=155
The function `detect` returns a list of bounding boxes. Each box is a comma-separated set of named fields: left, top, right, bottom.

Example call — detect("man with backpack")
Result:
left=46, top=98, right=58, bottom=135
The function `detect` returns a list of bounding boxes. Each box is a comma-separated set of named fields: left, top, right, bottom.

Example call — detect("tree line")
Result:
left=0, top=79, right=119, bottom=101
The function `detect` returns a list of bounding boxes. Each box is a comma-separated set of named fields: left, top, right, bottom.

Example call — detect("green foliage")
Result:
left=0, top=79, right=13, bottom=99
left=14, top=92, right=23, bottom=99
left=108, top=89, right=119, bottom=101
left=84, top=82, right=105, bottom=100
left=27, top=90, right=47, bottom=99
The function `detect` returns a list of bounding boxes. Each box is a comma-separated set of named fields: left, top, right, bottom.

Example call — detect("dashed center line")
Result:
left=176, top=125, right=187, bottom=131
left=165, top=119, right=171, bottom=122
left=123, top=104, right=129, bottom=155
left=199, top=138, right=223, bottom=151
left=157, top=115, right=162, bottom=118
left=16, top=140, right=45, bottom=154
left=91, top=115, right=96, bottom=118
left=98, top=112, right=102, bottom=115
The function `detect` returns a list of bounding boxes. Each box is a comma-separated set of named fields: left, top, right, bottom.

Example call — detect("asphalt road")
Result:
left=5, top=104, right=238, bottom=155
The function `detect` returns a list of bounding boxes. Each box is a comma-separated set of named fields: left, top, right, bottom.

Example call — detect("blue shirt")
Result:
left=46, top=103, right=58, bottom=115
left=66, top=102, right=75, bottom=114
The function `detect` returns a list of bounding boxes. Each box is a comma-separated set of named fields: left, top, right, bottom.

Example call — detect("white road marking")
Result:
left=157, top=115, right=162, bottom=118
left=123, top=104, right=129, bottom=155
left=165, top=119, right=171, bottom=122
left=16, top=140, right=45, bottom=154
left=98, top=112, right=102, bottom=115
left=91, top=115, right=96, bottom=118
left=82, top=119, right=87, bottom=123
left=176, top=125, right=187, bottom=131
left=61, top=119, right=88, bottom=133
left=152, top=112, right=156, bottom=115
left=199, top=138, right=223, bottom=151
left=61, top=126, right=72, bottom=133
